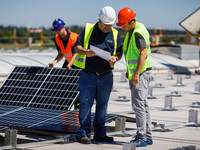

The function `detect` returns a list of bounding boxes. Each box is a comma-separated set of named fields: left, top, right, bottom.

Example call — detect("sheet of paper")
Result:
left=90, top=45, right=111, bottom=61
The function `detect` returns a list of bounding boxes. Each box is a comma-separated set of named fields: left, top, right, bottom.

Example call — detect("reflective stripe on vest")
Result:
left=55, top=31, right=78, bottom=62
left=127, top=51, right=151, bottom=64
left=63, top=52, right=72, bottom=58
left=123, top=22, right=152, bottom=80
left=74, top=23, right=118, bottom=69
left=126, top=53, right=152, bottom=74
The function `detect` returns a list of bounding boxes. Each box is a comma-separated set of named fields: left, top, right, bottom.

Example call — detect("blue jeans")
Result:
left=78, top=71, right=113, bottom=137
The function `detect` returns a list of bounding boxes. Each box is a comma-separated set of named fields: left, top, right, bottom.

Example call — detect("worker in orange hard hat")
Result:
left=116, top=7, right=153, bottom=147
left=116, top=7, right=136, bottom=27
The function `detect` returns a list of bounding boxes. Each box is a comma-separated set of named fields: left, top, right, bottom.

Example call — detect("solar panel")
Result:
left=0, top=105, right=80, bottom=132
left=0, top=105, right=117, bottom=133
left=179, top=8, right=200, bottom=35
left=0, top=66, right=117, bottom=133
left=0, top=66, right=81, bottom=111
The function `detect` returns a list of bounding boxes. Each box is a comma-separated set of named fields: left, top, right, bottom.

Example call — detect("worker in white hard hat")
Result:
left=74, top=6, right=123, bottom=144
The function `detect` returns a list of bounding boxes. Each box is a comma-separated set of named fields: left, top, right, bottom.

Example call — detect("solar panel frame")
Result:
left=179, top=8, right=200, bottom=35
left=0, top=66, right=81, bottom=111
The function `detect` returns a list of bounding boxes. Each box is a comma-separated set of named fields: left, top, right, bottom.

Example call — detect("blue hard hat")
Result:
left=52, top=18, right=65, bottom=31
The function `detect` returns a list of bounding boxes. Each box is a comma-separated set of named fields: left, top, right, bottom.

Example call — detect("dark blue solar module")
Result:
left=0, top=66, right=81, bottom=111
left=0, top=105, right=80, bottom=132
left=0, top=66, right=117, bottom=133
left=0, top=105, right=117, bottom=133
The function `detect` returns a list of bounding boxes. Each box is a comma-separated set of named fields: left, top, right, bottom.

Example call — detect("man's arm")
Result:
left=109, top=31, right=123, bottom=66
left=67, top=53, right=77, bottom=69
left=109, top=52, right=123, bottom=66
left=75, top=45, right=96, bottom=57
left=48, top=51, right=64, bottom=67
left=131, top=47, right=147, bottom=85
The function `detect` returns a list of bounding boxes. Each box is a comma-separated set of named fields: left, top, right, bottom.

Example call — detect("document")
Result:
left=90, top=45, right=111, bottom=61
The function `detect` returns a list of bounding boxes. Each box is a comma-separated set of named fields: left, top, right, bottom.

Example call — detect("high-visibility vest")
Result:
left=123, top=22, right=152, bottom=80
left=55, top=31, right=79, bottom=62
left=73, top=23, right=118, bottom=69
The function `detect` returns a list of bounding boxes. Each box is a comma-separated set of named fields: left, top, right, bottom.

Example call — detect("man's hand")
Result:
left=48, top=53, right=63, bottom=67
left=126, top=72, right=128, bottom=79
left=131, top=73, right=139, bottom=85
left=47, top=61, right=56, bottom=67
left=67, top=65, right=72, bottom=70
left=86, top=49, right=96, bottom=57
left=109, top=56, right=118, bottom=66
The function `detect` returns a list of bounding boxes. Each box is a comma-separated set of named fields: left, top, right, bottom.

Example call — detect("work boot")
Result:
left=195, top=69, right=200, bottom=75
left=93, top=135, right=114, bottom=142
left=79, top=135, right=91, bottom=144
left=145, top=139, right=153, bottom=145
left=130, top=135, right=147, bottom=147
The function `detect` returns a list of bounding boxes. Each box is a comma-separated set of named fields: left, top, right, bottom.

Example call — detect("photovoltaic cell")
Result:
left=0, top=105, right=117, bottom=133
left=0, top=105, right=81, bottom=132
left=0, top=66, right=117, bottom=133
left=0, top=66, right=81, bottom=111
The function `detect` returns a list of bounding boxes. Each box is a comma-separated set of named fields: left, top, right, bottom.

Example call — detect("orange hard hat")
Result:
left=116, top=7, right=136, bottom=27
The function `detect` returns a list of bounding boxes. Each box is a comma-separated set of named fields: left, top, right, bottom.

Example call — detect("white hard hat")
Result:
left=99, top=6, right=116, bottom=25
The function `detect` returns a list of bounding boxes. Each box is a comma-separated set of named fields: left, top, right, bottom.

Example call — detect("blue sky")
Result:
left=0, top=0, right=199, bottom=30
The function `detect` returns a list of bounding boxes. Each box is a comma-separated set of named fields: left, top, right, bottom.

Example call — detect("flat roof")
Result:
left=0, top=48, right=199, bottom=75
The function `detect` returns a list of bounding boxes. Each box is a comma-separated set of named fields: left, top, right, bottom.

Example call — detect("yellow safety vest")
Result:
left=123, top=22, right=152, bottom=80
left=73, top=23, right=118, bottom=69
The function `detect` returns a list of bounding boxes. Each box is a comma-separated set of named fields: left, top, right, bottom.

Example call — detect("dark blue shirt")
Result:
left=76, top=22, right=122, bottom=73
